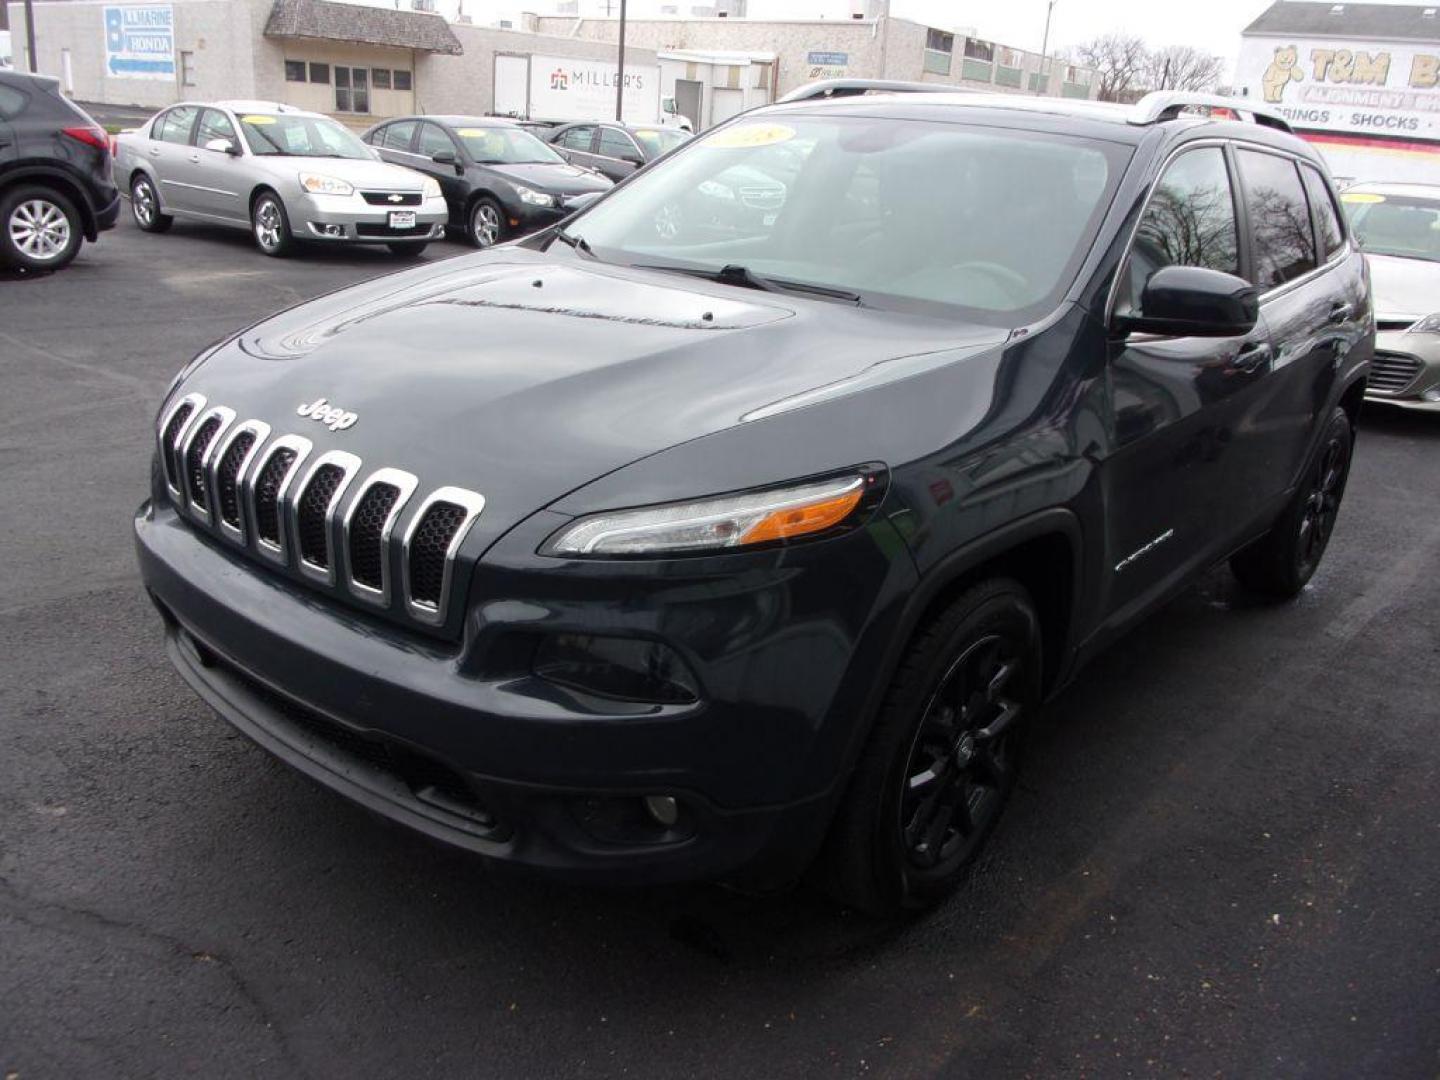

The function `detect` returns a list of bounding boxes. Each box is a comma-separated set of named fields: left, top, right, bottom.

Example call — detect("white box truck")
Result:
left=493, top=53, right=691, bottom=130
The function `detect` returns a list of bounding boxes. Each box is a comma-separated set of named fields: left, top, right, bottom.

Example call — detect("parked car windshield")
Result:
left=565, top=115, right=1126, bottom=322
left=632, top=127, right=690, bottom=158
left=457, top=125, right=565, bottom=165
left=238, top=113, right=372, bottom=159
left=1342, top=191, right=1440, bottom=263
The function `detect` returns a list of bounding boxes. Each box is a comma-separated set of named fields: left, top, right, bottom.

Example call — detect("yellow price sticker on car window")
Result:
left=636, top=130, right=658, bottom=138
left=457, top=128, right=487, bottom=137
left=1340, top=192, right=1385, bottom=204
left=241, top=115, right=277, bottom=125
left=704, top=123, right=795, bottom=149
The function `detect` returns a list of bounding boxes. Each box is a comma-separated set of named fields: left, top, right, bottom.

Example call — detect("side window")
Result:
left=560, top=126, right=593, bottom=151
left=384, top=120, right=417, bottom=150
left=1300, top=163, right=1344, bottom=261
left=0, top=84, right=28, bottom=119
left=196, top=109, right=236, bottom=148
left=1120, top=146, right=1239, bottom=314
left=417, top=122, right=454, bottom=157
left=598, top=128, right=638, bottom=161
left=1236, top=149, right=1317, bottom=287
left=155, top=106, right=199, bottom=145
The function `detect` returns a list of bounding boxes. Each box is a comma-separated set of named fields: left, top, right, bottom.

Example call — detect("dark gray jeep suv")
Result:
left=135, top=86, right=1372, bottom=914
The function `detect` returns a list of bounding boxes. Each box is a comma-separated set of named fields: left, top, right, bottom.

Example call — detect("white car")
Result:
left=1342, top=181, right=1440, bottom=409
left=113, top=100, right=448, bottom=257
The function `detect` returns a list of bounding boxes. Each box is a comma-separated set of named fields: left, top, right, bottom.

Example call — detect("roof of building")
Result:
left=1244, top=1, right=1440, bottom=41
left=264, top=0, right=463, bottom=55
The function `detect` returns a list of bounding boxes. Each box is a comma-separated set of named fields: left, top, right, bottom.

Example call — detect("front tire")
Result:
left=1230, top=406, right=1353, bottom=598
left=251, top=191, right=293, bottom=257
left=816, top=578, right=1041, bottom=915
left=130, top=174, right=172, bottom=233
left=467, top=197, right=505, bottom=249
left=1, top=185, right=83, bottom=271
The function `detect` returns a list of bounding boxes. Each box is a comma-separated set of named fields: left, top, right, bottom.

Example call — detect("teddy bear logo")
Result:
left=1262, top=45, right=1304, bottom=103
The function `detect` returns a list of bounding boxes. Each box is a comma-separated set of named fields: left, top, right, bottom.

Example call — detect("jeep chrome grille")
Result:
left=155, top=400, right=482, bottom=628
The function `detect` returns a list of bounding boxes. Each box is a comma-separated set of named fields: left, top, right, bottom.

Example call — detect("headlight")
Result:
left=515, top=184, right=556, bottom=207
left=422, top=177, right=442, bottom=200
left=542, top=471, right=880, bottom=557
left=298, top=172, right=354, bottom=196
left=1406, top=313, right=1440, bottom=334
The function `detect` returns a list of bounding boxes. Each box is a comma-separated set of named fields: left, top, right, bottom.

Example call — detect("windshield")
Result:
left=238, top=113, right=372, bottom=159
left=456, top=124, right=566, bottom=165
left=632, top=128, right=690, bottom=159
left=1342, top=192, right=1440, bottom=263
left=561, top=115, right=1125, bottom=321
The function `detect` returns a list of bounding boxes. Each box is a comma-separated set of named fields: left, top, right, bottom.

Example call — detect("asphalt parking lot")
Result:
left=2, top=215, right=1438, bottom=1079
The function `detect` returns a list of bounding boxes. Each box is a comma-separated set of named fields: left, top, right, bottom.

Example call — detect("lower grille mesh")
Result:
left=216, top=431, right=255, bottom=528
left=185, top=417, right=222, bottom=509
left=1368, top=351, right=1423, bottom=394
left=408, top=502, right=467, bottom=608
left=349, top=483, right=401, bottom=590
left=254, top=448, right=297, bottom=545
left=297, top=465, right=346, bottom=568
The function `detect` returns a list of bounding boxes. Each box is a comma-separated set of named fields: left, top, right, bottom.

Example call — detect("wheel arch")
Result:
left=2, top=167, right=96, bottom=239
left=1338, top=374, right=1367, bottom=431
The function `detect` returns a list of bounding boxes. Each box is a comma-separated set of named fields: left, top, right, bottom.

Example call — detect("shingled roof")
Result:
left=1245, top=1, right=1440, bottom=42
left=265, top=0, right=463, bottom=55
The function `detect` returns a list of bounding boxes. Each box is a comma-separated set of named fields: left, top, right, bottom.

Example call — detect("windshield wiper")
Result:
left=552, top=228, right=596, bottom=259
left=636, top=263, right=863, bottom=304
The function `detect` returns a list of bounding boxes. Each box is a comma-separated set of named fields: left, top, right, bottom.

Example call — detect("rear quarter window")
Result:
left=0, top=84, right=28, bottom=120
left=1236, top=148, right=1317, bottom=288
left=1300, top=164, right=1345, bottom=261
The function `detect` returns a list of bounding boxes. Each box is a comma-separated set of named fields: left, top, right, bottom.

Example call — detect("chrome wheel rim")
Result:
left=254, top=200, right=282, bottom=250
left=473, top=204, right=500, bottom=246
left=1297, top=434, right=1347, bottom=573
left=133, top=181, right=155, bottom=226
left=9, top=198, right=71, bottom=262
left=899, top=634, right=1022, bottom=874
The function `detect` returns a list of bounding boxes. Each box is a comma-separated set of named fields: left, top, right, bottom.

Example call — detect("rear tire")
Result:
left=130, top=174, right=172, bottom=233
left=387, top=242, right=427, bottom=257
left=816, top=578, right=1041, bottom=915
left=251, top=191, right=293, bottom=257
left=1, top=185, right=83, bottom=271
left=1230, top=406, right=1353, bottom=598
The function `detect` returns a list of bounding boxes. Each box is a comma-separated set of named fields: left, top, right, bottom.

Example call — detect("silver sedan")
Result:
left=113, top=100, right=448, bottom=257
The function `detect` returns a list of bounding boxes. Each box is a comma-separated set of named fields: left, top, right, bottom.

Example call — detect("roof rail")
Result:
left=1130, top=91, right=1293, bottom=133
left=777, top=78, right=960, bottom=103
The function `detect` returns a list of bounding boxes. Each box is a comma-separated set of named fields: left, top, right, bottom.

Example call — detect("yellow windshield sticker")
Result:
left=456, top=128, right=487, bottom=137
left=635, top=130, right=658, bottom=138
left=704, top=123, right=795, bottom=149
left=241, top=114, right=277, bottom=125
left=1340, top=192, right=1385, bottom=204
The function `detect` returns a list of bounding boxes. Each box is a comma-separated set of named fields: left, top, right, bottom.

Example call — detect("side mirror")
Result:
left=204, top=137, right=239, bottom=156
left=431, top=149, right=456, bottom=165
left=564, top=191, right=604, bottom=214
left=1117, top=265, right=1259, bottom=338
left=621, top=151, right=645, bottom=166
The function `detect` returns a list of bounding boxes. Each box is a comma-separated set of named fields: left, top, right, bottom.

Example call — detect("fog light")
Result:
left=1424, top=386, right=1440, bottom=403
left=533, top=634, right=700, bottom=705
left=644, top=795, right=679, bottom=827
left=312, top=222, right=344, bottom=238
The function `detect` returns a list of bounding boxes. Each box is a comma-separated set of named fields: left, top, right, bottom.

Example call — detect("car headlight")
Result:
left=422, top=176, right=442, bottom=200
left=1405, top=313, right=1440, bottom=334
left=515, top=184, right=556, bottom=207
left=542, top=471, right=881, bottom=557
left=299, top=172, right=354, bottom=196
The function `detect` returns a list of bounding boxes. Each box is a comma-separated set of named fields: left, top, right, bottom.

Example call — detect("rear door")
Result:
left=147, top=105, right=200, bottom=213
left=594, top=126, right=642, bottom=181
left=1101, top=142, right=1276, bottom=623
left=0, top=80, right=22, bottom=176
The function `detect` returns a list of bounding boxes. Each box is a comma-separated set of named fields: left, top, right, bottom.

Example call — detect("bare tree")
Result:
left=1144, top=46, right=1226, bottom=93
left=1068, top=33, right=1149, bottom=103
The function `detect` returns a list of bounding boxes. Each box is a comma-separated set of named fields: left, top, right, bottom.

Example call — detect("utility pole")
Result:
left=614, top=0, right=627, bottom=121
left=1037, top=0, right=1056, bottom=95
left=24, top=0, right=38, bottom=73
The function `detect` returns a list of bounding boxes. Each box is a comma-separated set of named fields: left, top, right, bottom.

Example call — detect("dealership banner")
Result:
left=1237, top=36, right=1440, bottom=143
left=103, top=5, right=175, bottom=81
left=807, top=51, right=848, bottom=80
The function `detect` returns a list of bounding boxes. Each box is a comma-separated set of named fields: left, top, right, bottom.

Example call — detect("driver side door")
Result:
left=186, top=108, right=246, bottom=222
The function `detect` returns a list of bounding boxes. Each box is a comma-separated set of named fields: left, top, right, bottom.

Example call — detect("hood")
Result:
left=269, top=155, right=430, bottom=191
left=1365, top=252, right=1440, bottom=323
left=487, top=161, right=612, bottom=195
left=185, top=250, right=1005, bottom=550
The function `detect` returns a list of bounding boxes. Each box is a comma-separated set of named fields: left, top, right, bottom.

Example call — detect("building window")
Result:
left=923, top=28, right=954, bottom=75
left=963, top=38, right=994, bottom=62
left=284, top=60, right=306, bottom=83
left=180, top=50, right=196, bottom=86
left=393, top=70, right=412, bottom=91
left=309, top=62, right=329, bottom=83
left=372, top=68, right=392, bottom=89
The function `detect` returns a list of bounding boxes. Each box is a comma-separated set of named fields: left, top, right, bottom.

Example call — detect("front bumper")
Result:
left=135, top=497, right=915, bottom=885
left=293, top=192, right=449, bottom=245
left=1366, top=330, right=1440, bottom=409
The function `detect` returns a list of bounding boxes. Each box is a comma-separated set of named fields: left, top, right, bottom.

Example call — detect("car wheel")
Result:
left=251, top=191, right=293, bottom=257
left=387, top=242, right=427, bottom=257
left=816, top=578, right=1041, bottom=915
left=0, top=185, right=83, bottom=271
left=130, top=174, right=172, bottom=233
left=1230, top=406, right=1353, bottom=598
left=468, top=197, right=504, bottom=249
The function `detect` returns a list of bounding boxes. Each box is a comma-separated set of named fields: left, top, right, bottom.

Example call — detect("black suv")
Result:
left=135, top=87, right=1371, bottom=914
left=0, top=71, right=119, bottom=271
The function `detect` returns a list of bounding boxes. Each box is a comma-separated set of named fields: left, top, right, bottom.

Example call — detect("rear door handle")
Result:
left=148, top=147, right=161, bottom=157
left=1235, top=342, right=1273, bottom=371
left=1328, top=301, right=1353, bottom=325
left=188, top=153, right=200, bottom=163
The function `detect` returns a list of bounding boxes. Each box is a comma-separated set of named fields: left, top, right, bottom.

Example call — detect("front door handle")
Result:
left=188, top=153, right=200, bottom=163
left=148, top=147, right=161, bottom=157
left=1235, top=342, right=1273, bottom=371
left=1328, top=301, right=1353, bottom=325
